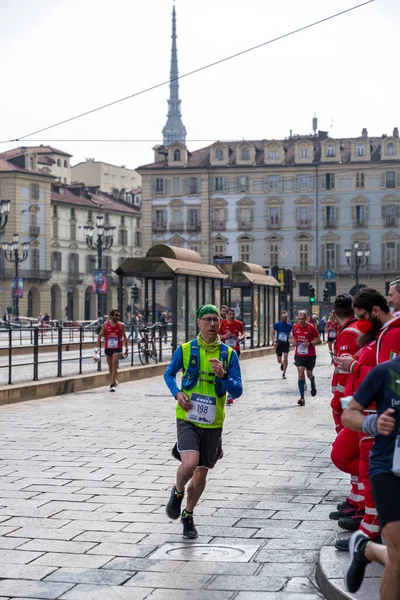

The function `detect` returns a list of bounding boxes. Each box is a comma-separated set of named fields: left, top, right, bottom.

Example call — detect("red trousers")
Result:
left=331, top=426, right=363, bottom=509
left=358, top=433, right=380, bottom=538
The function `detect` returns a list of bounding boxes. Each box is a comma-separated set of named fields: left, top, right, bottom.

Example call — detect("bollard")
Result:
left=79, top=326, right=83, bottom=374
left=33, top=328, right=39, bottom=381
left=57, top=325, right=62, bottom=377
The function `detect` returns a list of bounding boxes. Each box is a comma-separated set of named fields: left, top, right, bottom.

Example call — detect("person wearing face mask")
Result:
left=333, top=288, right=400, bottom=547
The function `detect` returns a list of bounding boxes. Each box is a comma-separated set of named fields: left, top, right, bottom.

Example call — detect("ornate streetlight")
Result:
left=84, top=215, right=115, bottom=318
left=345, top=241, right=370, bottom=293
left=0, top=199, right=10, bottom=232
left=2, top=234, right=30, bottom=319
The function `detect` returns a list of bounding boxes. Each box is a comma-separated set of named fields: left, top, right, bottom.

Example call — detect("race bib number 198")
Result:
left=187, top=393, right=216, bottom=425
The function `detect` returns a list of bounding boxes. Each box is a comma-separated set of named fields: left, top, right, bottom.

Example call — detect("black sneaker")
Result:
left=336, top=534, right=382, bottom=552
left=110, top=385, right=116, bottom=392
left=282, top=374, right=286, bottom=379
left=345, top=531, right=371, bottom=593
left=329, top=504, right=359, bottom=521
left=166, top=486, right=184, bottom=520
left=337, top=500, right=356, bottom=511
left=338, top=510, right=365, bottom=532
left=297, top=398, right=305, bottom=406
left=181, top=510, right=198, bottom=539
left=311, top=384, right=317, bottom=397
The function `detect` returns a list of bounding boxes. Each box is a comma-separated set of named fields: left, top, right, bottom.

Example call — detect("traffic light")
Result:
left=131, top=284, right=139, bottom=302
left=309, top=285, right=316, bottom=304
left=323, top=287, right=329, bottom=303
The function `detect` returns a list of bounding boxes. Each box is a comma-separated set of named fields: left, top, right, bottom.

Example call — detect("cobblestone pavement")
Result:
left=0, top=345, right=350, bottom=599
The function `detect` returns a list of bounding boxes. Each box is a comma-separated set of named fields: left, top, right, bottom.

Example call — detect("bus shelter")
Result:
left=222, top=262, right=280, bottom=348
left=116, top=245, right=227, bottom=350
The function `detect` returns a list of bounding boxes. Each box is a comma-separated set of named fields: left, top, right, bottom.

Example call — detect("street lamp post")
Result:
left=2, top=234, right=30, bottom=319
left=345, top=241, right=370, bottom=293
left=84, top=215, right=115, bottom=319
left=0, top=200, right=10, bottom=232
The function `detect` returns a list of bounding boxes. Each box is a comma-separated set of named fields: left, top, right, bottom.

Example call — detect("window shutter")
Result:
left=397, top=171, right=400, bottom=188
left=182, top=178, right=187, bottom=194
left=165, top=180, right=171, bottom=195
left=151, top=179, right=157, bottom=195
left=335, top=244, right=340, bottom=268
left=381, top=204, right=386, bottom=219
left=365, top=205, right=370, bottom=224
left=320, top=175, right=326, bottom=190
left=294, top=176, right=299, bottom=192
left=235, top=207, right=239, bottom=221
left=308, top=177, right=313, bottom=191
left=382, top=243, right=386, bottom=270
left=332, top=174, right=335, bottom=190
left=397, top=243, right=400, bottom=269
left=381, top=173, right=386, bottom=189
left=351, top=205, right=356, bottom=225
left=236, top=177, right=240, bottom=192
left=278, top=176, right=283, bottom=192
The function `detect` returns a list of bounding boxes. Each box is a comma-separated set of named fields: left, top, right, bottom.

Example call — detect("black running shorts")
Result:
left=294, top=355, right=316, bottom=370
left=276, top=342, right=290, bottom=357
left=105, top=348, right=122, bottom=357
left=172, top=419, right=223, bottom=469
left=371, top=472, right=400, bottom=530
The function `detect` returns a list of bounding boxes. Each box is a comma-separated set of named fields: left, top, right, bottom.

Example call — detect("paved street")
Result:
left=0, top=346, right=353, bottom=599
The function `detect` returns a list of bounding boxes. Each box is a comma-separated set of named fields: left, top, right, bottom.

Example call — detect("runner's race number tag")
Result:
left=392, top=436, right=400, bottom=476
left=297, top=343, right=308, bottom=355
left=187, top=393, right=216, bottom=425
left=278, top=333, right=288, bottom=342
left=225, top=336, right=237, bottom=348
left=108, top=337, right=119, bottom=348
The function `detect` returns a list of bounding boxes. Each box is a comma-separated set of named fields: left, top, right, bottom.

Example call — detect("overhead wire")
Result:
left=2, top=0, right=375, bottom=143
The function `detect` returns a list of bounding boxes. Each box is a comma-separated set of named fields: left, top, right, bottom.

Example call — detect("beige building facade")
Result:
left=71, top=159, right=141, bottom=195
left=138, top=129, right=400, bottom=307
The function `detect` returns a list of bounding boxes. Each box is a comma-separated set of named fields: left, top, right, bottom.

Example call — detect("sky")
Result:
left=0, top=0, right=399, bottom=171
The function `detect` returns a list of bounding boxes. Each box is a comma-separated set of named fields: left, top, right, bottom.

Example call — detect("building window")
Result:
left=189, top=177, right=199, bottom=194
left=214, top=177, right=226, bottom=192
left=214, top=241, right=226, bottom=256
left=355, top=205, right=366, bottom=227
left=52, top=220, right=58, bottom=239
left=156, top=178, right=164, bottom=193
left=57, top=159, right=61, bottom=167
left=31, top=183, right=40, bottom=200
left=269, top=151, right=278, bottom=160
left=356, top=172, right=365, bottom=188
left=269, top=242, right=279, bottom=266
left=324, top=173, right=335, bottom=190
left=104, top=173, right=109, bottom=183
left=383, top=204, right=398, bottom=227
left=267, top=206, right=280, bottom=228
left=154, top=209, right=166, bottom=228
left=239, top=241, right=251, bottom=262
left=69, top=253, right=79, bottom=275
left=215, top=148, right=223, bottom=161
left=267, top=175, right=280, bottom=191
left=64, top=160, right=68, bottom=168
left=299, top=175, right=310, bottom=190
left=357, top=144, right=365, bottom=157
left=386, top=171, right=396, bottom=189
left=104, top=256, right=112, bottom=275
left=241, top=147, right=250, bottom=160
left=326, top=243, right=336, bottom=269
left=70, top=208, right=75, bottom=219
left=325, top=205, right=336, bottom=227
left=51, top=251, right=62, bottom=271
left=104, top=213, right=109, bottom=224
left=135, top=231, right=141, bottom=248
left=299, top=282, right=310, bottom=297
left=238, top=205, right=252, bottom=227
left=300, top=148, right=308, bottom=158
left=31, top=248, right=40, bottom=271
left=387, top=143, right=396, bottom=157
left=298, top=206, right=310, bottom=227
left=238, top=176, right=248, bottom=193
left=120, top=215, right=125, bottom=226
left=173, top=149, right=181, bottom=161
left=53, top=205, right=58, bottom=217
left=299, top=242, right=309, bottom=269
left=119, top=229, right=128, bottom=246
left=326, top=145, right=335, bottom=157
left=385, top=242, right=397, bottom=270
left=29, top=157, right=34, bottom=169
left=188, top=208, right=200, bottom=231
left=70, top=222, right=76, bottom=241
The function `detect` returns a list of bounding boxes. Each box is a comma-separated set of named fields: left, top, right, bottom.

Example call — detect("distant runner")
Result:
left=219, top=307, right=245, bottom=404
left=97, top=308, right=128, bottom=392
left=272, top=311, right=293, bottom=379
left=290, top=310, right=321, bottom=406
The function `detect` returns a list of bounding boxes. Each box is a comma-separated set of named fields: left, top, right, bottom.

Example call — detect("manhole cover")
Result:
left=149, top=543, right=258, bottom=562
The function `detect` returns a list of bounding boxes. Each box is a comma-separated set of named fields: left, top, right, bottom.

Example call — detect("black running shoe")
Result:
left=166, top=486, right=184, bottom=520
left=181, top=511, right=198, bottom=539
left=345, top=531, right=371, bottom=593
left=338, top=510, right=365, bottom=532
left=336, top=534, right=382, bottom=552
left=337, top=500, right=356, bottom=511
left=329, top=504, right=359, bottom=521
left=282, top=374, right=286, bottom=379
left=297, top=398, right=305, bottom=406
left=311, top=385, right=317, bottom=397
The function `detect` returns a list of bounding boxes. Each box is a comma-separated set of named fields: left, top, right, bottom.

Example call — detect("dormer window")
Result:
left=387, top=142, right=396, bottom=157
left=269, top=151, right=278, bottom=160
left=357, top=144, right=365, bottom=157
left=29, top=157, right=34, bottom=169
left=215, top=148, right=223, bottom=161
left=300, top=148, right=308, bottom=159
left=326, top=145, right=335, bottom=157
left=173, top=149, right=181, bottom=162
left=241, top=147, right=250, bottom=161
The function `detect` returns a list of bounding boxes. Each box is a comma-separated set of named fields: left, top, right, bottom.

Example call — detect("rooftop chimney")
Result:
left=362, top=128, right=368, bottom=138
left=394, top=127, right=399, bottom=139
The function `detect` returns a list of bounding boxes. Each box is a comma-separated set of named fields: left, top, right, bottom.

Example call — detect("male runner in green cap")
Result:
left=164, top=304, right=243, bottom=538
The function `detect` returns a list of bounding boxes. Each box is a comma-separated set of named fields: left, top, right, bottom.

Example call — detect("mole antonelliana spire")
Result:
left=162, top=3, right=187, bottom=146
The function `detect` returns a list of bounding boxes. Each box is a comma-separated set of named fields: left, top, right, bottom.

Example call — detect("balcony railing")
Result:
left=187, top=223, right=201, bottom=232
left=296, top=220, right=311, bottom=229
left=152, top=222, right=167, bottom=232
left=238, top=220, right=252, bottom=230
left=293, top=266, right=314, bottom=276
left=169, top=223, right=184, bottom=232
left=266, top=219, right=281, bottom=230
left=19, top=269, right=52, bottom=281
left=29, top=225, right=40, bottom=237
left=212, top=220, right=226, bottom=231
left=384, top=217, right=398, bottom=227
left=323, top=219, right=337, bottom=228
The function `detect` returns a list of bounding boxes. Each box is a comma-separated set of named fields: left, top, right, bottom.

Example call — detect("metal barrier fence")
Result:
left=0, top=323, right=172, bottom=386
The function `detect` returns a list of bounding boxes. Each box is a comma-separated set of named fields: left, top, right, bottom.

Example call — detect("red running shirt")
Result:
left=219, top=319, right=244, bottom=352
left=105, top=321, right=123, bottom=350
left=292, top=323, right=320, bottom=357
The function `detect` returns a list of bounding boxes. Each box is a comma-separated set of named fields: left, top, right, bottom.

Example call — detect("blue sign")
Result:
left=324, top=269, right=335, bottom=281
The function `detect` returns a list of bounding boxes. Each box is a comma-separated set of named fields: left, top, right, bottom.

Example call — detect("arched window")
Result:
left=326, top=145, right=335, bottom=157
left=173, top=149, right=181, bottom=162
left=357, top=144, right=365, bottom=157
left=64, top=159, right=68, bottom=168
left=215, top=148, right=223, bottom=161
left=387, top=142, right=396, bottom=157
left=241, top=147, right=250, bottom=160
left=29, top=157, right=34, bottom=169
left=57, top=159, right=61, bottom=167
